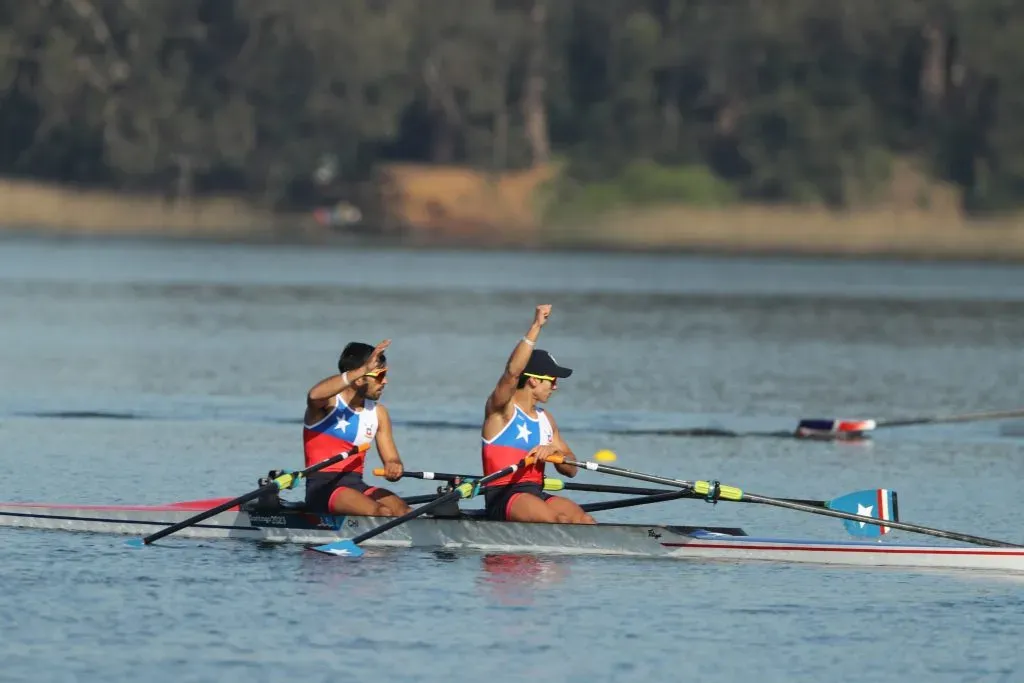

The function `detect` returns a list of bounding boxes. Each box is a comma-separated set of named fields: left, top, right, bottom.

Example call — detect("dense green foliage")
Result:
left=1, top=0, right=1023, bottom=212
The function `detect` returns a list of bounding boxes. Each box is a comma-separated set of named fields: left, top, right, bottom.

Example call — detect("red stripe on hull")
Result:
left=662, top=542, right=1024, bottom=557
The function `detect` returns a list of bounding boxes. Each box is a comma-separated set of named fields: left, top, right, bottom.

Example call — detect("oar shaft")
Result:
left=143, top=490, right=263, bottom=545
left=581, top=491, right=691, bottom=512
left=373, top=469, right=469, bottom=482
left=350, top=490, right=462, bottom=545
left=557, top=481, right=673, bottom=496
left=402, top=494, right=445, bottom=505
left=556, top=479, right=824, bottom=507
left=566, top=459, right=696, bottom=490
left=142, top=444, right=367, bottom=545
left=878, top=408, right=1024, bottom=428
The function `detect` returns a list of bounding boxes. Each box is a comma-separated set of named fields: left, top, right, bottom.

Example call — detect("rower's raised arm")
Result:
left=484, top=305, right=551, bottom=416
left=306, top=339, right=390, bottom=420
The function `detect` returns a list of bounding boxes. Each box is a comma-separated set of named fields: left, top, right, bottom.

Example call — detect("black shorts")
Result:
left=305, top=471, right=380, bottom=512
left=483, top=482, right=552, bottom=521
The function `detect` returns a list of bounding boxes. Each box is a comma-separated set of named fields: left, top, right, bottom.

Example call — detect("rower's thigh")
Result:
left=546, top=495, right=596, bottom=524
left=369, top=489, right=412, bottom=515
left=506, top=492, right=563, bottom=523
left=328, top=487, right=384, bottom=516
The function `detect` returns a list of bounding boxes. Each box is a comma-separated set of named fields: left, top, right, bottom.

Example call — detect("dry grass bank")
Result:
left=551, top=205, right=1024, bottom=260
left=544, top=159, right=1024, bottom=260
left=6, top=167, right=1024, bottom=261
left=376, top=163, right=556, bottom=243
left=0, top=178, right=299, bottom=237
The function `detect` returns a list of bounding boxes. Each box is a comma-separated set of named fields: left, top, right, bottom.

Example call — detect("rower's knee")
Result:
left=553, top=512, right=572, bottom=524
left=374, top=503, right=398, bottom=517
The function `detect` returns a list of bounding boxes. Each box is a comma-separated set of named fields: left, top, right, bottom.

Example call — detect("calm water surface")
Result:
left=1, top=236, right=1023, bottom=683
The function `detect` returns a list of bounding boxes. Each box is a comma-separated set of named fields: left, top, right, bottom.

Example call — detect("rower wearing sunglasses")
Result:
left=302, top=339, right=412, bottom=516
left=480, top=305, right=596, bottom=524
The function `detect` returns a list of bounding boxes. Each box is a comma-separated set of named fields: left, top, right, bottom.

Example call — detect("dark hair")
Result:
left=516, top=374, right=530, bottom=389
left=338, top=342, right=385, bottom=374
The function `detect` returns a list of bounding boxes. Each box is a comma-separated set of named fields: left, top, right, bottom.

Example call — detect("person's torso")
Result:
left=481, top=404, right=554, bottom=486
left=303, top=395, right=379, bottom=473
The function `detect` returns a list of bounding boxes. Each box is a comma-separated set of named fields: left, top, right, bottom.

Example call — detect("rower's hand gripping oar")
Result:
left=126, top=443, right=371, bottom=548
left=309, top=456, right=543, bottom=558
left=549, top=456, right=1020, bottom=548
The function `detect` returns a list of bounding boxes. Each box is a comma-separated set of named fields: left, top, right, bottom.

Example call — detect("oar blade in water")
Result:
left=306, top=540, right=364, bottom=557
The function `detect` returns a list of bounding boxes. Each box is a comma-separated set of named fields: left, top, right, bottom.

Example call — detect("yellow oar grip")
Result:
left=372, top=468, right=386, bottom=476
left=693, top=480, right=743, bottom=501
left=543, top=477, right=565, bottom=491
left=545, top=454, right=566, bottom=465
left=272, top=473, right=297, bottom=490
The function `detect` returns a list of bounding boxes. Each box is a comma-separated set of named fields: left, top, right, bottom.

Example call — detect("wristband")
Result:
left=521, top=336, right=536, bottom=346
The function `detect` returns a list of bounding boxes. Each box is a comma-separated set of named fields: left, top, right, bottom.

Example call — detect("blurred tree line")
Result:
left=1, top=0, right=1022, bottom=214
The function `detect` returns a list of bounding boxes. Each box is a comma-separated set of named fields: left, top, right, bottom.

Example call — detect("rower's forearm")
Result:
left=555, top=453, right=579, bottom=478
left=505, top=322, right=541, bottom=375
left=307, top=371, right=357, bottom=401
left=380, top=452, right=402, bottom=465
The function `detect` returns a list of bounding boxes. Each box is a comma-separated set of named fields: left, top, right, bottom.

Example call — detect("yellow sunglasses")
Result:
left=524, top=373, right=557, bottom=383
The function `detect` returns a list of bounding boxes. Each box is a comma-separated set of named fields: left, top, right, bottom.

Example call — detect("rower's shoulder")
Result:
left=304, top=394, right=339, bottom=426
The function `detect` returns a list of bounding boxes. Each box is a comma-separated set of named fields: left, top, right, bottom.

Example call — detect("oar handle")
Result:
left=372, top=469, right=470, bottom=482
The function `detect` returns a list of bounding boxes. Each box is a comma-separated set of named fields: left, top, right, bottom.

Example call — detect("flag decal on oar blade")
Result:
left=828, top=489, right=897, bottom=538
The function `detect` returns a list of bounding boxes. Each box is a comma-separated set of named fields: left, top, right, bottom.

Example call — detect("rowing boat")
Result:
left=3, top=497, right=1024, bottom=573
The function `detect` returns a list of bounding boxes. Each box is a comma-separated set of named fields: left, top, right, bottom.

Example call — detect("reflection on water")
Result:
left=476, top=554, right=571, bottom=606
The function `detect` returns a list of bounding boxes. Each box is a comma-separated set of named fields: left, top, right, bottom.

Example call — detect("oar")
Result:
left=384, top=471, right=893, bottom=538
left=870, top=407, right=1024, bottom=429
left=551, top=478, right=897, bottom=538
left=549, top=456, right=1019, bottom=548
left=545, top=478, right=832, bottom=507
left=372, top=468, right=467, bottom=482
left=581, top=491, right=695, bottom=513
left=126, top=444, right=370, bottom=547
left=308, top=457, right=540, bottom=558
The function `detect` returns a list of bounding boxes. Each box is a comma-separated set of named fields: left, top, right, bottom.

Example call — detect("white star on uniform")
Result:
left=856, top=503, right=874, bottom=528
left=516, top=422, right=532, bottom=442
left=335, top=417, right=350, bottom=432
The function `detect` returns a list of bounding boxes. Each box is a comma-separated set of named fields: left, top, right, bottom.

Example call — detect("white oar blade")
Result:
left=828, top=489, right=897, bottom=538
left=306, top=540, right=364, bottom=557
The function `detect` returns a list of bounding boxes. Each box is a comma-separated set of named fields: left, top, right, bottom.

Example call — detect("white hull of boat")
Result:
left=2, top=501, right=1023, bottom=573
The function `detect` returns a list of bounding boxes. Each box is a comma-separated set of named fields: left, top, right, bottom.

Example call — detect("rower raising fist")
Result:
left=534, top=304, right=552, bottom=327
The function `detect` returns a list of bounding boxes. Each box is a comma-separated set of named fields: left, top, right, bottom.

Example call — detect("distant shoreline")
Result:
left=7, top=226, right=1024, bottom=269
left=4, top=175, right=1024, bottom=264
